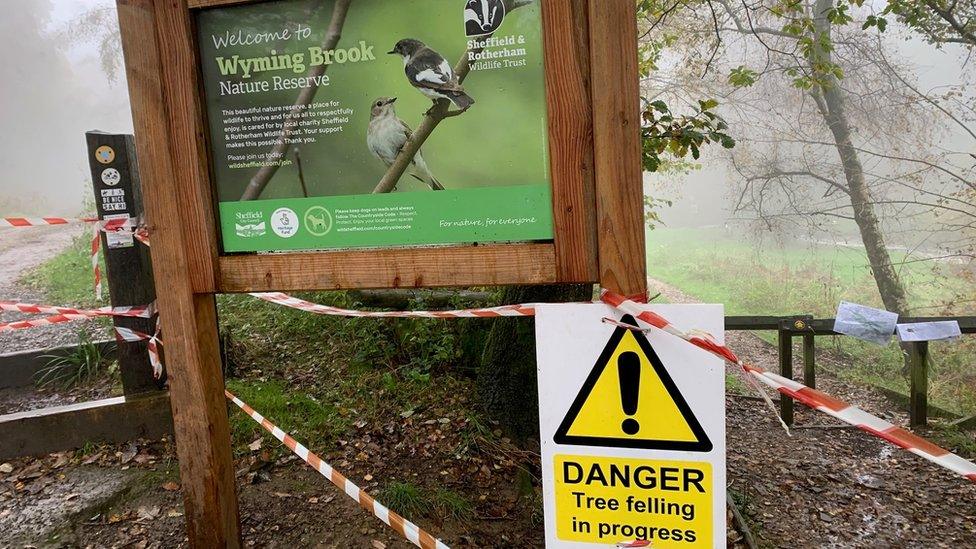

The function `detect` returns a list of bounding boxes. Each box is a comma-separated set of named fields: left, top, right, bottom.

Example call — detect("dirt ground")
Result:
left=0, top=229, right=974, bottom=548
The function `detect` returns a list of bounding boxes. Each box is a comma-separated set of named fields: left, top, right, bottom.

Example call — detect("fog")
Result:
left=649, top=23, right=974, bottom=254
left=0, top=0, right=131, bottom=216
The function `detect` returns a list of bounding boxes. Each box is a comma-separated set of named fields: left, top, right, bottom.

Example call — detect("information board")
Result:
left=196, top=0, right=554, bottom=252
left=537, top=304, right=727, bottom=548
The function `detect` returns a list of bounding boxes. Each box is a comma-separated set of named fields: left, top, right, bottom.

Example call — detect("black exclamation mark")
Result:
left=618, top=351, right=641, bottom=435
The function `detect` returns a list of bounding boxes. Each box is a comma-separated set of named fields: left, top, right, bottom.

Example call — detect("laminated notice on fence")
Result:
left=897, top=321, right=962, bottom=342
left=536, top=303, right=726, bottom=548
left=833, top=301, right=898, bottom=346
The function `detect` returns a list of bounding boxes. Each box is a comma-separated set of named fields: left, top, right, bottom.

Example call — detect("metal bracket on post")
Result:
left=86, top=131, right=162, bottom=395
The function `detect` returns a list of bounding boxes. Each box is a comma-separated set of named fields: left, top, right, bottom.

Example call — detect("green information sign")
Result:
left=196, top=0, right=553, bottom=253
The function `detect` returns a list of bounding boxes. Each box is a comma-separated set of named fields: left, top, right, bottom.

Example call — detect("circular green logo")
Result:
left=303, top=206, right=333, bottom=236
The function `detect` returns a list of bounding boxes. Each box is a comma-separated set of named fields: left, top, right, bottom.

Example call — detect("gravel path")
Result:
left=649, top=277, right=976, bottom=548
left=0, top=225, right=110, bottom=355
left=0, top=225, right=116, bottom=414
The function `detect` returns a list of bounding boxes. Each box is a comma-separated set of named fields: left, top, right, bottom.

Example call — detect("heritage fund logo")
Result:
left=271, top=207, right=300, bottom=238
left=465, top=0, right=506, bottom=37
left=235, top=211, right=266, bottom=238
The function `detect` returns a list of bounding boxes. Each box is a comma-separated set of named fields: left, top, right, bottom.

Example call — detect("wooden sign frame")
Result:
left=116, top=0, right=645, bottom=545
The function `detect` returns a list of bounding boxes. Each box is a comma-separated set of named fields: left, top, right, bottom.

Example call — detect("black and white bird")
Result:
left=367, top=97, right=444, bottom=191
left=388, top=38, right=475, bottom=111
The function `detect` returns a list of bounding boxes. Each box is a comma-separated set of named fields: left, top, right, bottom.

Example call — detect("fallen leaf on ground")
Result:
left=120, top=444, right=138, bottom=464
left=161, top=481, right=180, bottom=491
left=0, top=463, right=12, bottom=474
left=372, top=541, right=386, bottom=549
left=248, top=438, right=263, bottom=452
left=137, top=506, right=161, bottom=521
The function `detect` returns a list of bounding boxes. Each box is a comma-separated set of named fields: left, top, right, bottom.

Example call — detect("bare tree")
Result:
left=643, top=0, right=975, bottom=317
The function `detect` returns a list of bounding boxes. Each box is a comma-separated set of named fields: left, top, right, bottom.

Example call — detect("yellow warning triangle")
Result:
left=553, top=314, right=712, bottom=452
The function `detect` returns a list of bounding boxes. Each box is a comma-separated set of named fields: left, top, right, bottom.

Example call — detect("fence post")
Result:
left=777, top=322, right=794, bottom=426
left=86, top=131, right=161, bottom=395
left=909, top=341, right=929, bottom=428
left=802, top=330, right=816, bottom=389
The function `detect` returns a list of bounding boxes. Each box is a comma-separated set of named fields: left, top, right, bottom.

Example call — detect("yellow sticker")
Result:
left=554, top=315, right=712, bottom=451
left=94, top=145, right=116, bottom=165
left=554, top=454, right=712, bottom=547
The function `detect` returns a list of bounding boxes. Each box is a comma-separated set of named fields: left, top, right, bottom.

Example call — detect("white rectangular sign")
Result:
left=536, top=303, right=726, bottom=548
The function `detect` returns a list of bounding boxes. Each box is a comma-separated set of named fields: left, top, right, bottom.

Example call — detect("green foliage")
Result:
left=725, top=372, right=748, bottom=395
left=381, top=481, right=429, bottom=519
left=380, top=482, right=473, bottom=521
left=225, top=378, right=346, bottom=453
left=25, top=232, right=106, bottom=308
left=864, top=0, right=976, bottom=47
left=728, top=66, right=758, bottom=87
left=36, top=332, right=114, bottom=389
left=432, top=489, right=474, bottom=521
left=641, top=99, right=735, bottom=173
left=644, top=196, right=673, bottom=229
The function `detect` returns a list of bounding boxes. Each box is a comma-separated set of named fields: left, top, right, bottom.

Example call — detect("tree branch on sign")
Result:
left=372, top=0, right=534, bottom=194
left=240, top=0, right=354, bottom=201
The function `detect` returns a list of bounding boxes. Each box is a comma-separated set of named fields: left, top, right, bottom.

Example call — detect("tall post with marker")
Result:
left=86, top=131, right=161, bottom=395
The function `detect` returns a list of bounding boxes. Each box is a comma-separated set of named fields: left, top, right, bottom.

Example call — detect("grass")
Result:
left=35, top=332, right=116, bottom=389
left=23, top=232, right=107, bottom=308
left=379, top=481, right=473, bottom=521
left=225, top=378, right=346, bottom=456
left=381, top=481, right=429, bottom=519
left=648, top=227, right=976, bottom=415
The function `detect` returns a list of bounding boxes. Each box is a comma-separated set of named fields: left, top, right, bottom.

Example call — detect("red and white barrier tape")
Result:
left=251, top=290, right=976, bottom=484
left=225, top=390, right=450, bottom=549
left=0, top=297, right=163, bottom=377
left=251, top=292, right=536, bottom=318
left=3, top=215, right=148, bottom=299
left=0, top=300, right=153, bottom=318
left=0, top=301, right=155, bottom=332
left=599, top=290, right=976, bottom=485
left=1, top=216, right=98, bottom=227
left=90, top=218, right=143, bottom=300
left=115, top=321, right=163, bottom=379
left=1, top=216, right=135, bottom=230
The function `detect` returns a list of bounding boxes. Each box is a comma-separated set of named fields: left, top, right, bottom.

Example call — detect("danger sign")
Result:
left=536, top=304, right=726, bottom=548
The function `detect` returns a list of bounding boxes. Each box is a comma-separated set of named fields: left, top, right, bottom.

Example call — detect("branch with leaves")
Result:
left=640, top=99, right=735, bottom=172
left=240, top=0, right=353, bottom=201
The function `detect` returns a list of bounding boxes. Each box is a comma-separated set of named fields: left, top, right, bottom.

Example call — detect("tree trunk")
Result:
left=811, top=0, right=910, bottom=317
left=476, top=284, right=593, bottom=440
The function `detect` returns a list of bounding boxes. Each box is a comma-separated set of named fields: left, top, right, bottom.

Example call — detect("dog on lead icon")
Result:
left=465, top=0, right=506, bottom=37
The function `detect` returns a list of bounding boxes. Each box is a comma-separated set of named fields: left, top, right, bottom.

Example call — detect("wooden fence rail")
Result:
left=726, top=315, right=976, bottom=427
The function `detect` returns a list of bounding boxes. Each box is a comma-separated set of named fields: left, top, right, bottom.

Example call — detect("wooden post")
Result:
left=86, top=131, right=161, bottom=394
left=116, top=0, right=647, bottom=545
left=589, top=0, right=647, bottom=298
left=802, top=333, right=816, bottom=389
left=909, top=341, right=929, bottom=428
left=777, top=325, right=794, bottom=426
left=117, top=0, right=240, bottom=545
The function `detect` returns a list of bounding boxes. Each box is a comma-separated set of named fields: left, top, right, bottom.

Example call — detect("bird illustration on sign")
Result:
left=387, top=38, right=475, bottom=112
left=367, top=97, right=445, bottom=191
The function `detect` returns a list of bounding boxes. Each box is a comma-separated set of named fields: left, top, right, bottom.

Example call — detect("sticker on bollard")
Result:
left=537, top=304, right=726, bottom=548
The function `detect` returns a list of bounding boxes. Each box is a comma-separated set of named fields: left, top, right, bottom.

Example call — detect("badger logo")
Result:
left=465, top=0, right=506, bottom=37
